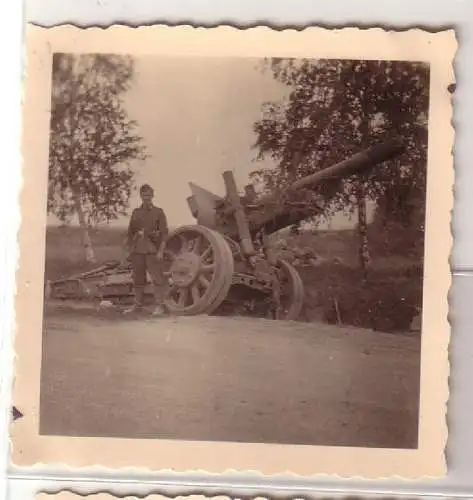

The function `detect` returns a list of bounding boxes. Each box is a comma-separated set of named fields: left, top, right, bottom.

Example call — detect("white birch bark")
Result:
left=73, top=192, right=96, bottom=263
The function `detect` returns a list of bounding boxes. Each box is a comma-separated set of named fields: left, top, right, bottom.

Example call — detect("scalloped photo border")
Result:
left=36, top=495, right=255, bottom=500
left=34, top=491, right=432, bottom=499
left=37, top=496, right=225, bottom=500
left=11, top=24, right=455, bottom=479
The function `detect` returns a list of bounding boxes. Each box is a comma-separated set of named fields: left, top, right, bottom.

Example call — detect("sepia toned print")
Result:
left=11, top=25, right=455, bottom=478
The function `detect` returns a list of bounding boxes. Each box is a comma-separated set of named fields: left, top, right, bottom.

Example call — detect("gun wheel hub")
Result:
left=170, top=252, right=201, bottom=287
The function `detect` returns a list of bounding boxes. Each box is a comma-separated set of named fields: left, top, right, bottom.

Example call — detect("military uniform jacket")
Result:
left=127, top=204, right=169, bottom=254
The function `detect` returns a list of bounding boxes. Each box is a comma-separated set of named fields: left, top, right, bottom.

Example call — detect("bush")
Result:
left=299, top=260, right=423, bottom=332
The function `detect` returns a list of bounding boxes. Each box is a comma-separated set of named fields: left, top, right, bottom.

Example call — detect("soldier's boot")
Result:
left=123, top=286, right=145, bottom=314
left=150, top=285, right=169, bottom=317
left=151, top=305, right=166, bottom=317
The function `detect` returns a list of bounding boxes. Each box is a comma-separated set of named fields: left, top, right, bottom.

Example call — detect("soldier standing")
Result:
left=124, top=183, right=169, bottom=316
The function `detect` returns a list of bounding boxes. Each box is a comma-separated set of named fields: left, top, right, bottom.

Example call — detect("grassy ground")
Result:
left=44, top=225, right=423, bottom=332
left=44, top=225, right=126, bottom=280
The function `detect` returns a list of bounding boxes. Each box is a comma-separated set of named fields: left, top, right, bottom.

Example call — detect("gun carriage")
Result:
left=47, top=138, right=404, bottom=321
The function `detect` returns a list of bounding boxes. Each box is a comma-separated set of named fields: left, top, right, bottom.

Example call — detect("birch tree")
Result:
left=48, top=53, right=147, bottom=262
left=252, top=58, right=429, bottom=270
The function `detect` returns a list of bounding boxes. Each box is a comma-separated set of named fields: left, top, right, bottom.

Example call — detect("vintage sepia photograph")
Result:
left=11, top=25, right=454, bottom=478
left=42, top=53, right=427, bottom=445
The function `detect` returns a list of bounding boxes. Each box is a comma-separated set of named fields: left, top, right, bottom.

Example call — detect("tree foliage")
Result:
left=251, top=58, right=430, bottom=226
left=48, top=53, right=147, bottom=226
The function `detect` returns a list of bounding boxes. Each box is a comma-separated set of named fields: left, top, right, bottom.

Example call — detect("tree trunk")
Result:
left=73, top=192, right=96, bottom=263
left=356, top=183, right=371, bottom=276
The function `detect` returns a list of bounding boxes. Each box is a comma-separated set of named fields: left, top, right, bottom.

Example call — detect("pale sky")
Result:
left=123, top=56, right=284, bottom=228
left=49, top=56, right=365, bottom=230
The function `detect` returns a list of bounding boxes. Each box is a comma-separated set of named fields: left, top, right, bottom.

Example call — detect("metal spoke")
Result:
left=178, top=287, right=188, bottom=307
left=178, top=234, right=188, bottom=252
left=200, top=246, right=212, bottom=262
left=192, top=235, right=202, bottom=254
left=198, top=274, right=210, bottom=289
left=201, top=263, right=215, bottom=272
left=191, top=283, right=200, bottom=304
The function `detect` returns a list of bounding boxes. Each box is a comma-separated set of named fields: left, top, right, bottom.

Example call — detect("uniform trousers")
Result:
left=130, top=253, right=169, bottom=305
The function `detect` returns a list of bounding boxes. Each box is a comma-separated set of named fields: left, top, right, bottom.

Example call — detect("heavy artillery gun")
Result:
left=47, top=138, right=404, bottom=321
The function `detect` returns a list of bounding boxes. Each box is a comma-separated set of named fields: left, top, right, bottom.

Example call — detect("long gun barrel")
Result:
left=287, top=138, right=404, bottom=191
left=187, top=137, right=405, bottom=240
left=245, top=138, right=405, bottom=236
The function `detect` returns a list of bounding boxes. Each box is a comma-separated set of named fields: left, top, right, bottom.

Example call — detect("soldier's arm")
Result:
left=127, top=209, right=137, bottom=250
left=158, top=208, right=169, bottom=239
left=156, top=208, right=169, bottom=258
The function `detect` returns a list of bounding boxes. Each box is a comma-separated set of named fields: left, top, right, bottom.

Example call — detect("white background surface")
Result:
left=1, top=0, right=473, bottom=498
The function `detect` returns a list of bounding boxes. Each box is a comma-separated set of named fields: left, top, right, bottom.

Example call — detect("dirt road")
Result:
left=40, top=304, right=421, bottom=449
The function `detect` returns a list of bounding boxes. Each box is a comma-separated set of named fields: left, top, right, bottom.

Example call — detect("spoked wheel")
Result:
left=162, top=225, right=234, bottom=315
left=272, top=259, right=305, bottom=321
